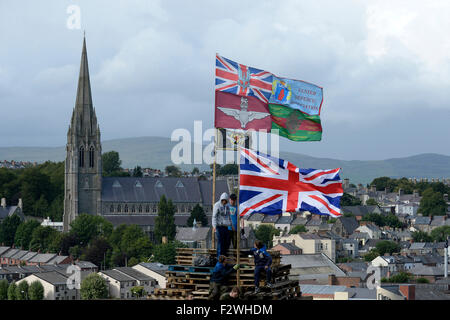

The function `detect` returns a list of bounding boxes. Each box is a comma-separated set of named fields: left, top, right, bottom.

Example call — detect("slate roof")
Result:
left=10, top=250, right=28, bottom=260
left=175, top=227, right=210, bottom=242
left=262, top=215, right=280, bottom=223
left=275, top=215, right=293, bottom=225
left=414, top=216, right=431, bottom=225
left=103, top=214, right=202, bottom=227
left=345, top=287, right=377, bottom=300
left=409, top=265, right=444, bottom=276
left=29, top=253, right=57, bottom=263
left=409, top=242, right=426, bottom=250
left=75, top=261, right=98, bottom=269
left=247, top=213, right=264, bottom=222
left=102, top=177, right=228, bottom=205
left=34, top=271, right=69, bottom=285
left=20, top=251, right=38, bottom=262
left=301, top=284, right=347, bottom=295
left=349, top=232, right=370, bottom=240
left=299, top=233, right=322, bottom=240
left=101, top=269, right=136, bottom=282
left=362, top=239, right=382, bottom=250
left=341, top=205, right=381, bottom=216
left=47, top=255, right=70, bottom=264
left=0, top=206, right=19, bottom=219
left=430, top=216, right=446, bottom=226
left=137, top=263, right=168, bottom=276
left=337, top=216, right=359, bottom=234
left=276, top=243, right=302, bottom=252
left=114, top=267, right=154, bottom=281
left=291, top=216, right=308, bottom=225
left=2, top=248, right=19, bottom=258
left=0, top=246, right=11, bottom=256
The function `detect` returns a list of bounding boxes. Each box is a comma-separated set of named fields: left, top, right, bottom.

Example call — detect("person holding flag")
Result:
left=212, top=192, right=232, bottom=258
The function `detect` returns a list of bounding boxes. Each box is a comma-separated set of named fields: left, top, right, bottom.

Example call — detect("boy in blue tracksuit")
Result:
left=209, top=255, right=240, bottom=300
left=250, top=240, right=273, bottom=293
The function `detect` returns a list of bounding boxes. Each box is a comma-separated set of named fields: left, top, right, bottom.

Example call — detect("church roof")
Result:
left=101, top=177, right=228, bottom=205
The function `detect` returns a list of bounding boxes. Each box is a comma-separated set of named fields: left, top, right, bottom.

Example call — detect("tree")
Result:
left=418, top=188, right=447, bottom=216
left=128, top=257, right=140, bottom=267
left=28, top=281, right=44, bottom=300
left=412, top=231, right=432, bottom=242
left=130, top=286, right=146, bottom=298
left=254, top=224, right=280, bottom=248
left=29, top=226, right=59, bottom=252
left=364, top=249, right=379, bottom=262
left=191, top=167, right=200, bottom=175
left=187, top=204, right=208, bottom=227
left=289, top=225, right=307, bottom=234
left=7, top=282, right=17, bottom=300
left=152, top=241, right=187, bottom=265
left=366, top=198, right=378, bottom=206
left=0, top=279, right=8, bottom=300
left=81, top=237, right=112, bottom=269
left=154, top=195, right=176, bottom=243
left=375, top=240, right=400, bottom=255
left=387, top=272, right=410, bottom=283
left=80, top=273, right=108, bottom=300
left=340, top=193, right=361, bottom=206
left=102, top=151, right=122, bottom=176
left=165, top=165, right=181, bottom=177
left=218, top=164, right=238, bottom=176
left=32, top=194, right=49, bottom=218
left=430, top=226, right=450, bottom=242
left=14, top=220, right=41, bottom=249
left=133, top=166, right=143, bottom=177
left=0, top=214, right=22, bottom=246
left=15, top=281, right=29, bottom=300
left=69, top=213, right=113, bottom=245
left=416, top=277, right=430, bottom=284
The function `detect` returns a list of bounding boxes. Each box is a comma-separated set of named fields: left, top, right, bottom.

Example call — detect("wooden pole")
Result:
left=236, top=146, right=241, bottom=289
left=212, top=129, right=217, bottom=250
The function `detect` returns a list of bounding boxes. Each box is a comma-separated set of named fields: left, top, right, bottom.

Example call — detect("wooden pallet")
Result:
left=168, top=265, right=214, bottom=273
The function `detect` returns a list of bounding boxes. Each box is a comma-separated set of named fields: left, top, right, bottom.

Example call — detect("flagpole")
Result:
left=236, top=145, right=241, bottom=290
left=212, top=129, right=217, bottom=250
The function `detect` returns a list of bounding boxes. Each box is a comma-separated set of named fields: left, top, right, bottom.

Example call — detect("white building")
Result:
left=41, top=217, right=64, bottom=232
left=17, top=271, right=77, bottom=300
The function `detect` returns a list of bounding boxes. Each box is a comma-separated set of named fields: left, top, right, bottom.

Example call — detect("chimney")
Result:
left=384, top=187, right=389, bottom=195
left=1, top=198, right=6, bottom=208
left=328, top=274, right=337, bottom=285
left=398, top=188, right=403, bottom=196
left=370, top=185, right=376, bottom=192
left=162, top=236, right=168, bottom=244
left=17, top=198, right=23, bottom=210
left=399, top=284, right=415, bottom=300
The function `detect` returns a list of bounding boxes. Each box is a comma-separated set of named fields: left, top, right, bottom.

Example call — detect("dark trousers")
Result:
left=228, top=229, right=237, bottom=249
left=254, top=266, right=272, bottom=288
left=209, top=282, right=227, bottom=300
left=216, top=226, right=230, bottom=258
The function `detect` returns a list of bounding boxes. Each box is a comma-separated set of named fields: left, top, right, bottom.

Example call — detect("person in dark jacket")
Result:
left=250, top=240, right=273, bottom=293
left=220, top=286, right=240, bottom=300
left=209, top=255, right=239, bottom=300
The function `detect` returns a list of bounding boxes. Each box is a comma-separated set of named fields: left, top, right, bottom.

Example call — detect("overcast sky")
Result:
left=0, top=0, right=449, bottom=160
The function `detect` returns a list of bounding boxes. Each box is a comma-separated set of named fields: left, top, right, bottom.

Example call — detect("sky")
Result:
left=0, top=0, right=449, bottom=161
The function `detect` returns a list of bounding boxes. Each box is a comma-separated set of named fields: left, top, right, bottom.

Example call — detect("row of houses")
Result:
left=0, top=246, right=72, bottom=267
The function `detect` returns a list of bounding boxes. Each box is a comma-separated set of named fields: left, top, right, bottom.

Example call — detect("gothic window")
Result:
left=152, top=205, right=157, bottom=213
left=124, top=205, right=128, bottom=213
left=110, top=205, right=114, bottom=213
left=117, top=205, right=121, bottom=213
left=138, top=205, right=142, bottom=213
left=145, top=205, right=150, bottom=213
left=180, top=205, right=185, bottom=212
left=79, top=146, right=85, bottom=167
left=89, top=146, right=95, bottom=168
left=131, top=205, right=135, bottom=213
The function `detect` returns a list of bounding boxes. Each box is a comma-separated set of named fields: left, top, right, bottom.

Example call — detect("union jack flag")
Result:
left=215, top=54, right=273, bottom=103
left=239, top=148, right=343, bottom=218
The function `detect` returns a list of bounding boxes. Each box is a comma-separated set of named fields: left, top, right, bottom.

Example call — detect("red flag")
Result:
left=214, top=91, right=271, bottom=131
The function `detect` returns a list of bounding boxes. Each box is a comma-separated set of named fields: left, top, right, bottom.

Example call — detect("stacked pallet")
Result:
left=149, top=248, right=301, bottom=300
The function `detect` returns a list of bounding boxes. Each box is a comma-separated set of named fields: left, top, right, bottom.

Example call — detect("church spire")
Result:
left=72, top=35, right=96, bottom=135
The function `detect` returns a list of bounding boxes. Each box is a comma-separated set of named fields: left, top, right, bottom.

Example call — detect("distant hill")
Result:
left=1, top=136, right=450, bottom=184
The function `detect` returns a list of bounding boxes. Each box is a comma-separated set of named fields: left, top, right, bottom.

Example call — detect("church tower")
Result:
left=63, top=36, right=102, bottom=231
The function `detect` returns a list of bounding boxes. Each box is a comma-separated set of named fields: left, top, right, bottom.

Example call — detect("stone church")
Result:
left=63, top=38, right=228, bottom=237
